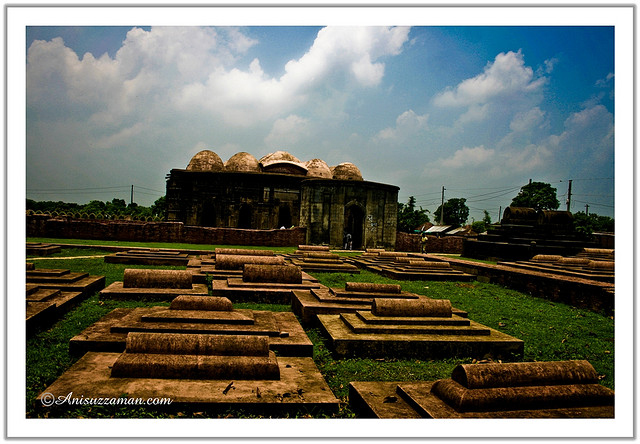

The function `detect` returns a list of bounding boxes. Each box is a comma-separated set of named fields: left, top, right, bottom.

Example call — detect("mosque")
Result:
left=165, top=150, right=399, bottom=249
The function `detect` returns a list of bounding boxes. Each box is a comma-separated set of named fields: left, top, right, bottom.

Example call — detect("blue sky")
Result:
left=24, top=19, right=618, bottom=222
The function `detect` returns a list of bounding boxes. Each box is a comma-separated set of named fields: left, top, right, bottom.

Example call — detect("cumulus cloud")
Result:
left=264, top=114, right=310, bottom=148
left=433, top=50, right=546, bottom=108
left=509, top=107, right=547, bottom=133
left=373, top=109, right=428, bottom=141
left=440, top=145, right=495, bottom=168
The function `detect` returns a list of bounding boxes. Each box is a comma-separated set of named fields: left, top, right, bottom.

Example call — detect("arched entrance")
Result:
left=238, top=204, right=252, bottom=229
left=278, top=205, right=291, bottom=228
left=202, top=201, right=216, bottom=227
left=344, top=204, right=364, bottom=249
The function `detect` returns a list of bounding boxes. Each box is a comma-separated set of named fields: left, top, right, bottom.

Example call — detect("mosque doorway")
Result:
left=344, top=205, right=364, bottom=249
left=238, top=204, right=252, bottom=229
left=202, top=201, right=216, bottom=227
left=278, top=206, right=291, bottom=228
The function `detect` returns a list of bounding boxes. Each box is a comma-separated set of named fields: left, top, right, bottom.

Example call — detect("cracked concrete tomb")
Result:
left=349, top=360, right=614, bottom=418
left=40, top=332, right=340, bottom=415
left=100, top=269, right=208, bottom=301
left=317, top=297, right=524, bottom=359
left=69, top=295, right=313, bottom=357
left=292, top=281, right=468, bottom=326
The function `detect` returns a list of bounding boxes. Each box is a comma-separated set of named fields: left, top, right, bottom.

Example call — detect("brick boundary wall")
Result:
left=442, top=257, right=613, bottom=315
left=395, top=231, right=465, bottom=254
left=26, top=215, right=306, bottom=247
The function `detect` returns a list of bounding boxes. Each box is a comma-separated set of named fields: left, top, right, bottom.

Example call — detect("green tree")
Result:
left=434, top=198, right=469, bottom=227
left=573, top=211, right=615, bottom=235
left=483, top=209, right=492, bottom=225
left=511, top=182, right=560, bottom=211
left=150, top=196, right=166, bottom=218
left=397, top=196, right=430, bottom=232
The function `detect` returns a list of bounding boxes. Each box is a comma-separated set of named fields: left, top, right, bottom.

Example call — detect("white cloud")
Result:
left=433, top=50, right=546, bottom=108
left=373, top=109, right=428, bottom=141
left=264, top=114, right=310, bottom=148
left=509, top=107, right=546, bottom=133
left=440, top=145, right=495, bottom=168
left=595, top=72, right=614, bottom=87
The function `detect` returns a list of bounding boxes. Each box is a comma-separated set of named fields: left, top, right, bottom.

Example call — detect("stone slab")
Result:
left=69, top=308, right=313, bottom=357
left=26, top=269, right=70, bottom=277
left=38, top=352, right=340, bottom=415
left=497, top=261, right=614, bottom=283
left=210, top=279, right=321, bottom=304
left=26, top=243, right=61, bottom=256
left=25, top=273, right=105, bottom=296
left=26, top=287, right=85, bottom=335
left=104, top=254, right=191, bottom=266
left=99, top=282, right=208, bottom=301
left=349, top=381, right=614, bottom=418
left=317, top=314, right=524, bottom=360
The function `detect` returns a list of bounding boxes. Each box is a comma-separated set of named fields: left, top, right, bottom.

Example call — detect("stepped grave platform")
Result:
left=26, top=283, right=83, bottom=335
left=292, top=281, right=467, bottom=326
left=318, top=298, right=523, bottom=359
left=189, top=250, right=286, bottom=283
left=497, top=254, right=614, bottom=283
left=41, top=332, right=340, bottom=415
left=100, top=269, right=207, bottom=301
left=287, top=252, right=360, bottom=274
left=26, top=242, right=61, bottom=256
left=70, top=295, right=313, bottom=357
left=210, top=264, right=322, bottom=304
left=26, top=266, right=105, bottom=296
left=349, top=360, right=614, bottom=418
left=104, top=249, right=193, bottom=266
left=351, top=253, right=475, bottom=281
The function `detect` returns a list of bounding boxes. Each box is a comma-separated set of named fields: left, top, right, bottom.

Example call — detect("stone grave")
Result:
left=292, top=281, right=468, bottom=326
left=26, top=283, right=82, bottom=334
left=286, top=245, right=360, bottom=274
left=188, top=248, right=290, bottom=283
left=104, top=248, right=192, bottom=266
left=26, top=264, right=105, bottom=296
left=351, top=252, right=474, bottom=281
left=497, top=253, right=614, bottom=283
left=210, top=264, right=322, bottom=304
left=70, top=295, right=313, bottom=357
left=349, top=360, right=614, bottom=418
left=317, top=298, right=523, bottom=359
left=100, top=269, right=208, bottom=301
left=41, top=332, right=340, bottom=415
left=26, top=242, right=61, bottom=256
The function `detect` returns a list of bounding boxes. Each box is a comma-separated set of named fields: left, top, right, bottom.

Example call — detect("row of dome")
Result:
left=185, top=150, right=363, bottom=181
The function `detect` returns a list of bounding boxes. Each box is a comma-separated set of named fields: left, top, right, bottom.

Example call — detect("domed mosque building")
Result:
left=166, top=150, right=399, bottom=249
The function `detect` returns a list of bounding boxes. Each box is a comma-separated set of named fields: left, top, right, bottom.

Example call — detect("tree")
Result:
left=573, top=211, right=615, bottom=235
left=511, top=182, right=560, bottom=211
left=150, top=196, right=166, bottom=218
left=397, top=196, right=430, bottom=232
left=434, top=198, right=469, bottom=227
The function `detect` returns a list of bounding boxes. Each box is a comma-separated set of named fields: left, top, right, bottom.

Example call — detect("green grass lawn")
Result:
left=24, top=246, right=614, bottom=418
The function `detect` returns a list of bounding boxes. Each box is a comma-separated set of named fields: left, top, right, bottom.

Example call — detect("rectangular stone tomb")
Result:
left=287, top=256, right=360, bottom=274
left=104, top=249, right=192, bottom=266
left=498, top=256, right=614, bottom=283
left=25, top=284, right=81, bottom=334
left=317, top=298, right=523, bottom=359
left=364, top=259, right=475, bottom=282
left=210, top=264, right=322, bottom=304
left=100, top=269, right=207, bottom=301
left=349, top=360, right=614, bottom=418
left=26, top=242, right=61, bottom=256
left=26, top=267, right=105, bottom=296
left=69, top=295, right=313, bottom=357
left=41, top=333, right=339, bottom=415
left=291, top=282, right=468, bottom=326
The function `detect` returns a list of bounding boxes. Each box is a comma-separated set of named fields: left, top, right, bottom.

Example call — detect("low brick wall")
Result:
left=395, top=231, right=465, bottom=253
left=26, top=215, right=306, bottom=247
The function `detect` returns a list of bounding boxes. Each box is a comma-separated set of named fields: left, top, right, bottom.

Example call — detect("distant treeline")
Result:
left=26, top=196, right=166, bottom=219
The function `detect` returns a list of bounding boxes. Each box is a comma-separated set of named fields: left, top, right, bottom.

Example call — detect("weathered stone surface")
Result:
left=170, top=295, right=233, bottom=311
left=243, top=264, right=302, bottom=284
left=100, top=282, right=208, bottom=301
left=349, top=360, right=614, bottom=418
left=215, top=248, right=275, bottom=256
left=215, top=254, right=285, bottom=270
left=344, top=282, right=400, bottom=294
left=123, top=269, right=193, bottom=289
left=124, top=332, right=270, bottom=356
left=372, top=298, right=452, bottom=318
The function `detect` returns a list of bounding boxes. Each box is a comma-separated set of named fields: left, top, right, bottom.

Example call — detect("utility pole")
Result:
left=440, top=186, right=445, bottom=225
left=585, top=203, right=589, bottom=215
left=130, top=185, right=134, bottom=205
left=566, top=180, right=572, bottom=212
left=498, top=206, right=502, bottom=223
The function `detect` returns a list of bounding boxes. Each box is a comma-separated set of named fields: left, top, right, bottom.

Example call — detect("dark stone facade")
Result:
left=165, top=151, right=399, bottom=249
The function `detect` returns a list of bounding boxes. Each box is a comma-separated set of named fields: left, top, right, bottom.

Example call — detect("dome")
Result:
left=224, top=152, right=261, bottom=173
left=186, top=150, right=224, bottom=172
left=331, top=162, right=363, bottom=181
left=305, top=158, right=332, bottom=179
left=259, top=150, right=302, bottom=166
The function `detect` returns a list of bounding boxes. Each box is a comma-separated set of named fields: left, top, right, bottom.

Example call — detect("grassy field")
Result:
left=24, top=244, right=614, bottom=418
